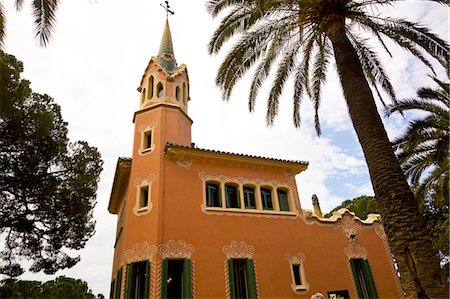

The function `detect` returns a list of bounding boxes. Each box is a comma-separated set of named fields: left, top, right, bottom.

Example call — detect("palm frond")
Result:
left=32, top=0, right=60, bottom=47
left=349, top=34, right=396, bottom=106
left=0, top=1, right=5, bottom=48
left=266, top=37, right=302, bottom=125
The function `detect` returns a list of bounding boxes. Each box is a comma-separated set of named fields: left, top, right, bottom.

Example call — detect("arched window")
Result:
left=147, top=76, right=154, bottom=99
left=260, top=187, right=273, bottom=210
left=157, top=82, right=164, bottom=98
left=182, top=83, right=186, bottom=104
left=243, top=185, right=256, bottom=209
left=141, top=88, right=146, bottom=104
left=277, top=188, right=290, bottom=211
left=175, top=86, right=181, bottom=101
left=206, top=182, right=221, bottom=207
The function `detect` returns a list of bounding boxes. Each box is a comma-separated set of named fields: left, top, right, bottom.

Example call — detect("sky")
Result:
left=2, top=0, right=448, bottom=296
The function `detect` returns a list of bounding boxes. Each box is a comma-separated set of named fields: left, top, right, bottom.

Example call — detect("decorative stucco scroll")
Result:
left=176, top=155, right=193, bottom=169
left=121, top=242, right=157, bottom=265
left=223, top=241, right=255, bottom=259
left=343, top=243, right=368, bottom=259
left=158, top=239, right=195, bottom=258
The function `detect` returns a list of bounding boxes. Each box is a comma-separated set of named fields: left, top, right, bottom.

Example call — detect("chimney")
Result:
left=312, top=194, right=323, bottom=218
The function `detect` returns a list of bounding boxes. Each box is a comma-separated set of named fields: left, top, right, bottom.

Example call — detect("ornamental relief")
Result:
left=138, top=121, right=158, bottom=133
left=176, top=155, right=193, bottom=169
left=343, top=243, right=368, bottom=259
left=336, top=213, right=363, bottom=244
left=134, top=173, right=156, bottom=187
left=121, top=242, right=157, bottom=266
left=198, top=171, right=281, bottom=187
left=223, top=241, right=255, bottom=259
left=158, top=239, right=195, bottom=258
left=285, top=252, right=305, bottom=264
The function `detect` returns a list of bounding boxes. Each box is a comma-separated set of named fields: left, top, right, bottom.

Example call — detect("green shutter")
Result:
left=227, top=259, right=236, bottom=299
left=349, top=259, right=364, bottom=299
left=125, top=264, right=133, bottom=299
left=183, top=259, right=192, bottom=298
left=246, top=259, right=257, bottom=299
left=115, top=268, right=122, bottom=299
left=110, top=279, right=115, bottom=299
left=362, top=260, right=379, bottom=299
left=161, top=259, right=169, bottom=299
left=144, top=260, right=150, bottom=299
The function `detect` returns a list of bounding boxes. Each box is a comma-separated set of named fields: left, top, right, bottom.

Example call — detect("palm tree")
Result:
left=206, top=0, right=449, bottom=297
left=0, top=0, right=59, bottom=47
left=386, top=77, right=449, bottom=201
left=386, top=78, right=449, bottom=267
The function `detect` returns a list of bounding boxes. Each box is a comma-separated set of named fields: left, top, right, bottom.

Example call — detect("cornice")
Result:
left=165, top=144, right=308, bottom=174
left=302, top=208, right=381, bottom=226
left=133, top=103, right=193, bottom=124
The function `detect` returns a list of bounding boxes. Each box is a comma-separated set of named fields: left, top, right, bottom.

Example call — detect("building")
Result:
left=108, top=18, right=402, bottom=299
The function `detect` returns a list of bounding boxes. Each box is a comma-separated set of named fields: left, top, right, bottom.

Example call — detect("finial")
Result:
left=160, top=1, right=175, bottom=18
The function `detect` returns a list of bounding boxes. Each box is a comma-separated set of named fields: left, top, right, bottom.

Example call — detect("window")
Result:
left=109, top=279, right=115, bottom=299
left=243, top=186, right=256, bottom=209
left=292, top=264, right=303, bottom=287
left=143, top=130, right=152, bottom=150
left=349, top=259, right=378, bottom=299
left=157, top=82, right=164, bottom=98
left=175, top=86, right=180, bottom=101
left=260, top=188, right=273, bottom=210
left=225, top=184, right=240, bottom=208
left=140, top=186, right=149, bottom=209
left=206, top=182, right=221, bottom=207
left=147, top=76, right=154, bottom=99
left=126, top=261, right=150, bottom=299
left=228, top=259, right=257, bottom=299
left=277, top=189, right=290, bottom=211
left=182, top=83, right=187, bottom=104
left=115, top=268, right=122, bottom=299
left=161, top=259, right=192, bottom=299
left=141, top=88, right=146, bottom=104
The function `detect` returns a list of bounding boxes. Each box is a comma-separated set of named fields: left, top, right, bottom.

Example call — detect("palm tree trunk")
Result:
left=327, top=27, right=447, bottom=299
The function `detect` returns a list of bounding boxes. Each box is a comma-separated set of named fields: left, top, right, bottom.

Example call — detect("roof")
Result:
left=165, top=142, right=309, bottom=173
left=156, top=19, right=177, bottom=74
left=108, top=157, right=132, bottom=214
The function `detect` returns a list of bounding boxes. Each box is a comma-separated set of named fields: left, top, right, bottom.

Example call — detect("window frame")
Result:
left=260, top=187, right=274, bottom=211
left=228, top=258, right=258, bottom=299
left=277, top=188, right=290, bottom=212
left=125, top=260, right=150, bottom=299
left=243, top=185, right=257, bottom=210
left=349, top=258, right=379, bottom=299
left=225, top=183, right=240, bottom=209
left=205, top=181, right=222, bottom=208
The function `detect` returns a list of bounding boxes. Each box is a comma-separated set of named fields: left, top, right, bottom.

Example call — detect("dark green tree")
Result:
left=207, top=0, right=448, bottom=297
left=0, top=276, right=104, bottom=299
left=0, top=0, right=60, bottom=47
left=325, top=195, right=378, bottom=220
left=0, top=51, right=103, bottom=277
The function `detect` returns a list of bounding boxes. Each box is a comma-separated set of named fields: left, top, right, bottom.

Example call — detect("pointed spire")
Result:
left=157, top=18, right=177, bottom=74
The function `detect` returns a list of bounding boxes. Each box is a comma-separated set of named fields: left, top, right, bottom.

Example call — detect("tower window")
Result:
left=206, top=182, right=221, bottom=207
left=261, top=187, right=273, bottom=210
left=143, top=130, right=152, bottom=150
left=140, top=186, right=149, bottom=208
left=175, top=86, right=181, bottom=101
left=182, top=83, right=186, bottom=103
left=157, top=82, right=164, bottom=98
left=243, top=186, right=256, bottom=209
left=141, top=88, right=146, bottom=104
left=277, top=189, right=290, bottom=211
left=148, top=76, right=154, bottom=99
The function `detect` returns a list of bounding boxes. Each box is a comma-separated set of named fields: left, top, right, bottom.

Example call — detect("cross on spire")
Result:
left=160, top=1, right=174, bottom=17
